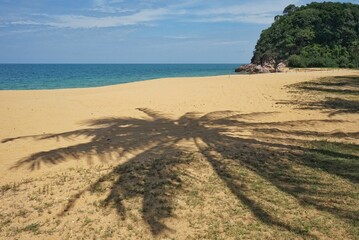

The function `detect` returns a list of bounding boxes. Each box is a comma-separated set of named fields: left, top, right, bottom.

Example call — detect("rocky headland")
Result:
left=235, top=60, right=287, bottom=74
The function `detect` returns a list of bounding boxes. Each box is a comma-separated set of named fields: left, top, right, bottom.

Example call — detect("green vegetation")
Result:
left=306, top=140, right=359, bottom=183
left=252, top=2, right=359, bottom=68
left=21, top=223, right=40, bottom=234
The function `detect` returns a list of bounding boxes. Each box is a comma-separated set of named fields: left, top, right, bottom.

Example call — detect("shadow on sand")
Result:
left=280, top=75, right=359, bottom=116
left=2, top=108, right=359, bottom=237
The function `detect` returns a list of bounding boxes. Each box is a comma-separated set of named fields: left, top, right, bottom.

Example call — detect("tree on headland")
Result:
left=252, top=2, right=359, bottom=68
left=283, top=4, right=299, bottom=15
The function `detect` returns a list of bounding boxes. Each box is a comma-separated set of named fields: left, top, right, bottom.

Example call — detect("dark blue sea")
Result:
left=0, top=64, right=241, bottom=90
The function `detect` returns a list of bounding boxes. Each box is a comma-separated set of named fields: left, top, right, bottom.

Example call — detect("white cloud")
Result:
left=0, top=28, right=48, bottom=36
left=192, top=13, right=276, bottom=25
left=165, top=35, right=197, bottom=40
left=197, top=1, right=299, bottom=16
left=90, top=0, right=131, bottom=13
left=192, top=0, right=301, bottom=24
left=8, top=8, right=171, bottom=29
left=3, top=0, right=302, bottom=29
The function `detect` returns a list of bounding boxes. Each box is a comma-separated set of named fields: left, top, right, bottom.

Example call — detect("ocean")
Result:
left=0, top=64, right=241, bottom=90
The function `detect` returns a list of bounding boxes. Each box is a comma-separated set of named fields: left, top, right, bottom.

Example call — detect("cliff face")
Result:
left=236, top=2, right=359, bottom=73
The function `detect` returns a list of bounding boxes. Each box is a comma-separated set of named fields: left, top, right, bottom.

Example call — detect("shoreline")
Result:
left=0, top=63, right=240, bottom=91
left=0, top=68, right=354, bottom=92
left=0, top=73, right=241, bottom=92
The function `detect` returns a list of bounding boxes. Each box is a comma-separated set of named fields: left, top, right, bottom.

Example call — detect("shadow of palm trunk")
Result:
left=195, top=128, right=358, bottom=236
left=194, top=137, right=318, bottom=237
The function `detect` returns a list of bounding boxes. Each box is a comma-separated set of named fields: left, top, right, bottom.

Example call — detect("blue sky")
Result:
left=0, top=0, right=357, bottom=63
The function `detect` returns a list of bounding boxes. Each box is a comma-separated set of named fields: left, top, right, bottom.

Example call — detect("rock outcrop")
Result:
left=275, top=62, right=287, bottom=72
left=235, top=61, right=287, bottom=74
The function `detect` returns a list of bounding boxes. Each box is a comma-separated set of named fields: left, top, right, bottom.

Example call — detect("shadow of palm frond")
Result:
left=280, top=75, right=359, bottom=116
left=299, top=97, right=359, bottom=116
left=296, top=75, right=359, bottom=96
left=4, top=108, right=359, bottom=236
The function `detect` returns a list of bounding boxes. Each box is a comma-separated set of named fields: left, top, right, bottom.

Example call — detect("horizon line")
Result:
left=0, top=62, right=246, bottom=65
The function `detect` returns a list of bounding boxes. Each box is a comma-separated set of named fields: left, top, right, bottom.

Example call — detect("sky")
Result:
left=0, top=0, right=358, bottom=63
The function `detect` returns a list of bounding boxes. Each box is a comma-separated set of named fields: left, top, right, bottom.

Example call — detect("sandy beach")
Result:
left=1, top=70, right=358, bottom=239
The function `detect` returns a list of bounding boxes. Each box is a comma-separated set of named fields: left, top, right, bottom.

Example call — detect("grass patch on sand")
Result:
left=305, top=140, right=359, bottom=183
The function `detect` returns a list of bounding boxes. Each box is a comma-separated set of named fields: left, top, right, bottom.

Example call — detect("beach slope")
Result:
left=0, top=70, right=358, bottom=239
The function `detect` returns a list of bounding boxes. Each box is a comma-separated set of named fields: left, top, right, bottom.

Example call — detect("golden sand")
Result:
left=0, top=69, right=358, bottom=239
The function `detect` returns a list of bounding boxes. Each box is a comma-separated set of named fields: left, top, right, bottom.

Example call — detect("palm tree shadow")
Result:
left=88, top=143, right=186, bottom=234
left=3, top=108, right=358, bottom=236
left=279, top=75, right=359, bottom=116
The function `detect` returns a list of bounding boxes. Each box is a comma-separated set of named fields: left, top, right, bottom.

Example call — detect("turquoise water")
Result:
left=0, top=64, right=241, bottom=90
